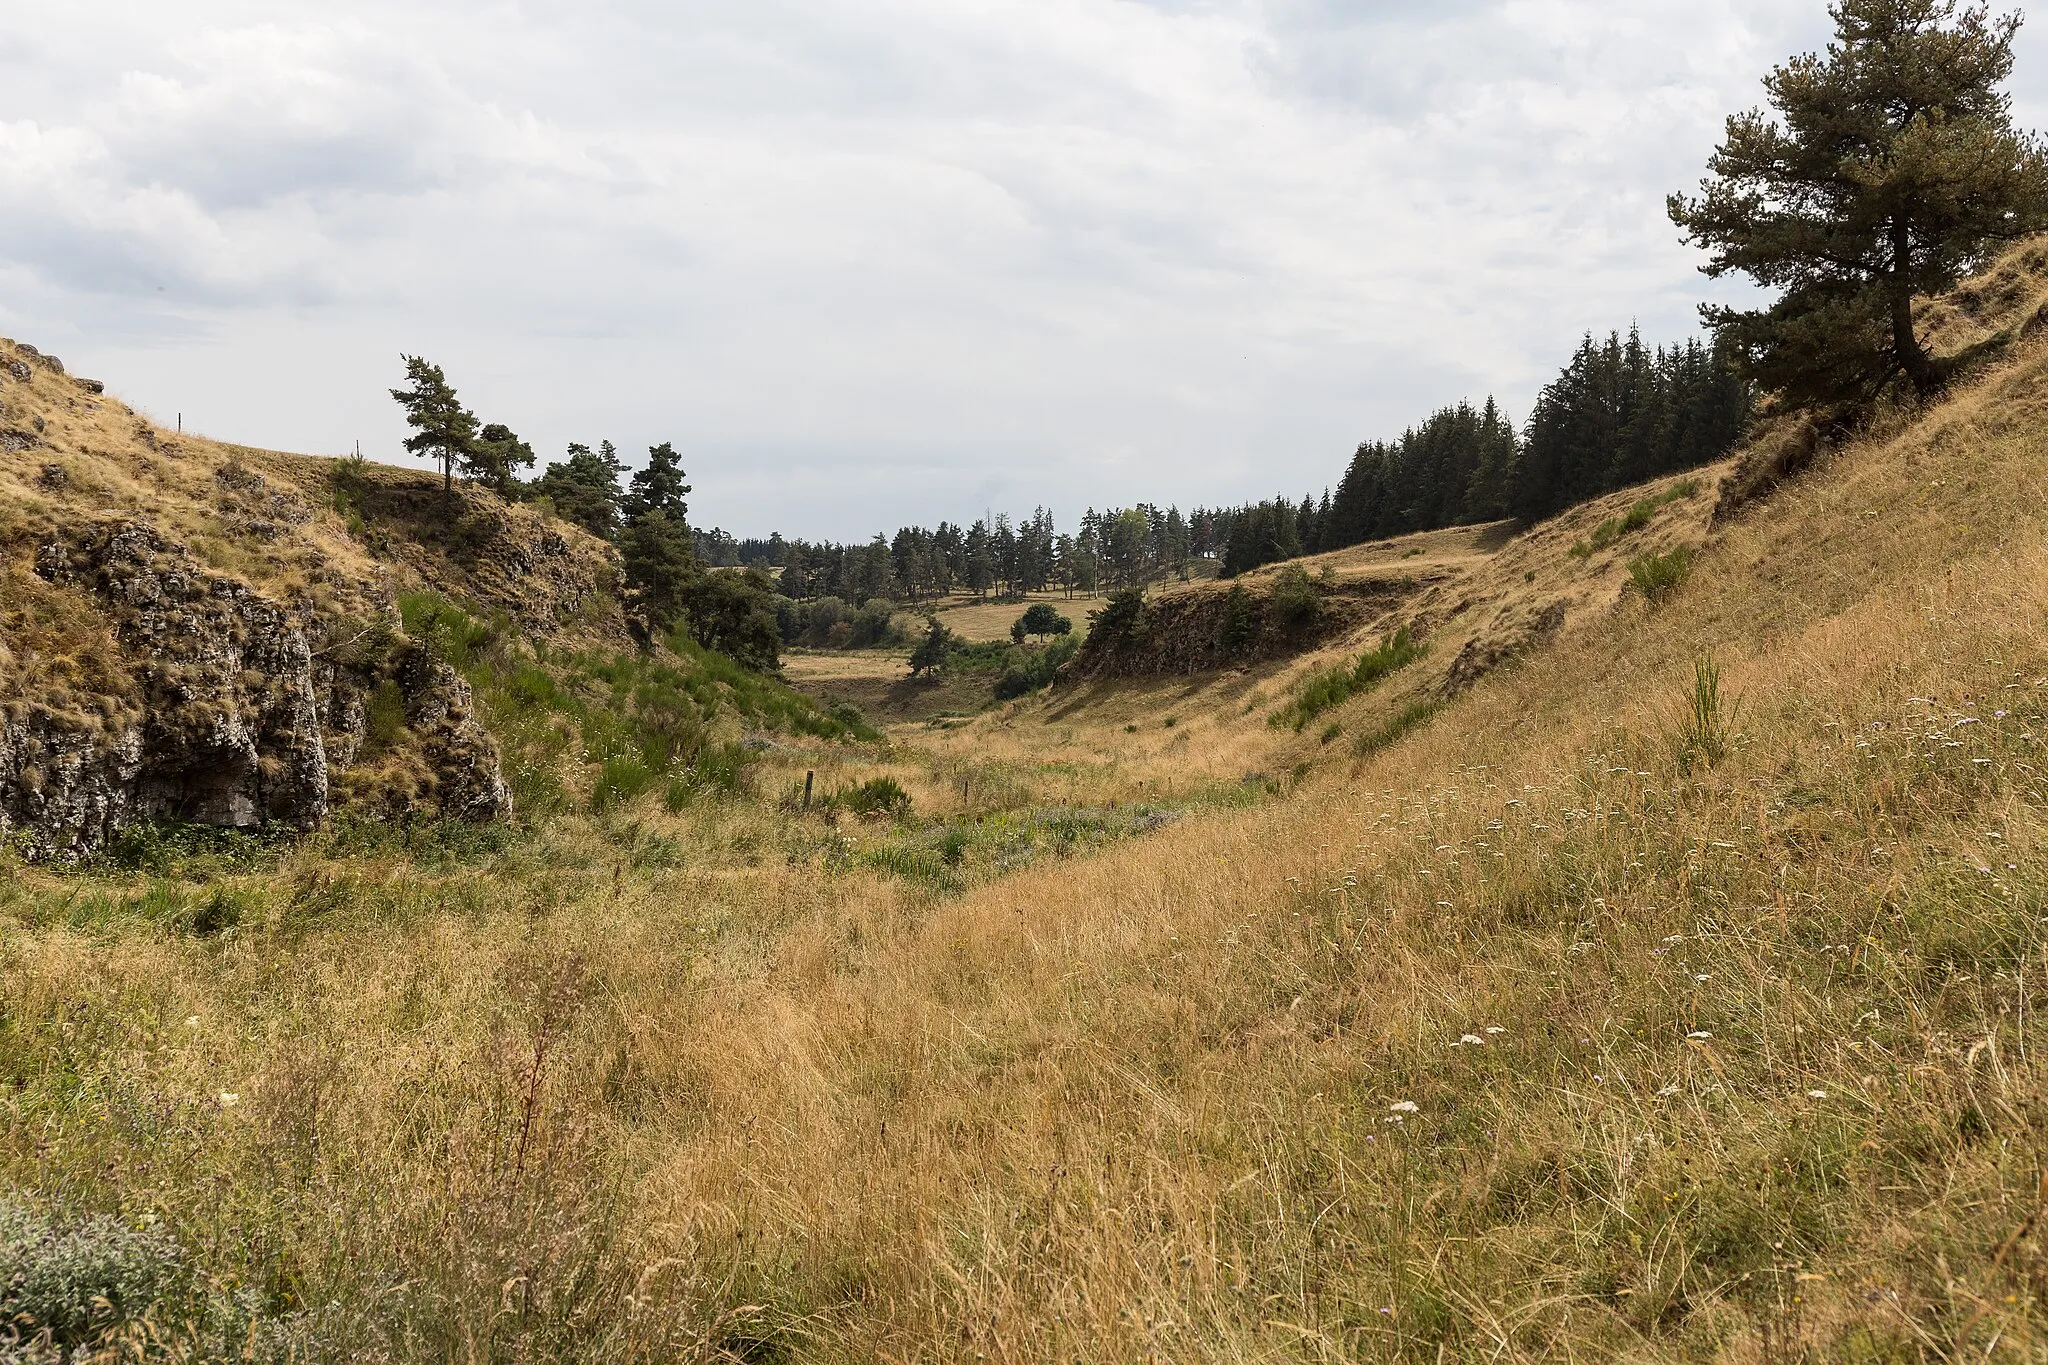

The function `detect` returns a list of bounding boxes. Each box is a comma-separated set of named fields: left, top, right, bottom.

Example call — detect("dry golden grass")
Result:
left=10, top=250, right=2048, bottom=1360
left=929, top=593, right=1113, bottom=643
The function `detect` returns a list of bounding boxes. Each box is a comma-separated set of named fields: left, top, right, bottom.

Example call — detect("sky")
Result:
left=4, top=1, right=2046, bottom=540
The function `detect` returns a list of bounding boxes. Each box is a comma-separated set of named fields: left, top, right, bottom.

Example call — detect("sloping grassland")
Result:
left=4, top=247, right=2048, bottom=1359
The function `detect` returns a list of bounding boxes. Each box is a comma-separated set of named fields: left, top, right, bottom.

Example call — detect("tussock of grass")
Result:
left=1628, top=544, right=1695, bottom=602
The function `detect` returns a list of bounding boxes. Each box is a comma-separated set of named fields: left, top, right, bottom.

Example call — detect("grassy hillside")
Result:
left=6, top=245, right=2048, bottom=1360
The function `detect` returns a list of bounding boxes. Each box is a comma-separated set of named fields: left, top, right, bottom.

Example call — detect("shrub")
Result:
left=1628, top=546, right=1694, bottom=602
left=842, top=776, right=912, bottom=820
left=1219, top=584, right=1256, bottom=655
left=1572, top=480, right=1705, bottom=557
left=0, top=1198, right=185, bottom=1348
left=1085, top=589, right=1148, bottom=651
left=1266, top=566, right=1324, bottom=643
left=398, top=591, right=499, bottom=671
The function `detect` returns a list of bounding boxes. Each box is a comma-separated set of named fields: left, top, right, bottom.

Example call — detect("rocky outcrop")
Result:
left=1, top=520, right=508, bottom=861
left=1064, top=573, right=1433, bottom=682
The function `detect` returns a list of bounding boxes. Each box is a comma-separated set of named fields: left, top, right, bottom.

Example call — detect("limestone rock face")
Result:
left=2, top=520, right=508, bottom=860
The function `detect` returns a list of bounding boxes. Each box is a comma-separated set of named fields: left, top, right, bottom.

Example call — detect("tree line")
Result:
left=387, top=365, right=782, bottom=672
left=384, top=0, right=2048, bottom=680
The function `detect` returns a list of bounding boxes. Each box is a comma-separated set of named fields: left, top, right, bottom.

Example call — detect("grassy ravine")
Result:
left=9, top=321, right=2048, bottom=1359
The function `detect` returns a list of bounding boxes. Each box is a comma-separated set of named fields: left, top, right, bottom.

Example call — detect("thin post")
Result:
left=803, top=771, right=814, bottom=811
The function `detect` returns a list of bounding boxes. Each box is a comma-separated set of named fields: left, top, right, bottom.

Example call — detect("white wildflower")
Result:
left=1687, top=1031, right=1713, bottom=1040
left=1388, top=1100, right=1418, bottom=1114
left=1807, top=1090, right=1828, bottom=1099
left=218, top=1091, right=239, bottom=1108
left=1459, top=1034, right=1484, bottom=1047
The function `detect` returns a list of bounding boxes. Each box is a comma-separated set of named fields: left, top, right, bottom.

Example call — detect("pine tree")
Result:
left=534, top=441, right=626, bottom=540
left=467, top=423, right=535, bottom=497
left=389, top=356, right=478, bottom=496
left=1671, top=0, right=2048, bottom=408
left=624, top=442, right=691, bottom=525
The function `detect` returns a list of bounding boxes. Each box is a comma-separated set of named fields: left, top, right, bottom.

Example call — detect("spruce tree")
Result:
left=534, top=441, right=626, bottom=540
left=1670, top=0, right=2048, bottom=408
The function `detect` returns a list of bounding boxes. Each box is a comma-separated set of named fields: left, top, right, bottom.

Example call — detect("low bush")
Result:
left=1628, top=545, right=1695, bottom=602
left=1571, top=479, right=1702, bottom=558
left=841, top=776, right=913, bottom=820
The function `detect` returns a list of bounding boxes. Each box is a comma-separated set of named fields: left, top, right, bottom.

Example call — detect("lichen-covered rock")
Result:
left=1, top=520, right=508, bottom=860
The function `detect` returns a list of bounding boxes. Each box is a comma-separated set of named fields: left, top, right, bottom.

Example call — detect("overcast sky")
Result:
left=4, top=2, right=2046, bottom=539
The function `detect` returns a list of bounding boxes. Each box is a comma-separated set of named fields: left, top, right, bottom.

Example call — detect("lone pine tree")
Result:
left=390, top=356, right=478, bottom=495
left=1670, top=0, right=2048, bottom=409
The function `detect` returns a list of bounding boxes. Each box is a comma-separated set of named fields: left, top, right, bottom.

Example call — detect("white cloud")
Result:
left=2, top=0, right=2045, bottom=535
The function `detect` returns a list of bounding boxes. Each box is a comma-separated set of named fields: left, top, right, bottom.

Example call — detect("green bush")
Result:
left=1265, top=566, right=1324, bottom=643
left=1571, top=480, right=1703, bottom=558
left=1628, top=546, right=1695, bottom=602
left=0, top=1198, right=185, bottom=1348
left=841, top=776, right=912, bottom=820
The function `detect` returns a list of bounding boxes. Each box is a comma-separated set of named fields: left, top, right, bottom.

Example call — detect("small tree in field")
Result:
left=1016, top=603, right=1072, bottom=642
left=390, top=356, right=478, bottom=495
left=908, top=616, right=954, bottom=677
left=1670, top=0, right=2048, bottom=410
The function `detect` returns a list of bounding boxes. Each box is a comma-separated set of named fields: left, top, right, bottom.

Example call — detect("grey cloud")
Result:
left=5, top=0, right=2041, bottom=538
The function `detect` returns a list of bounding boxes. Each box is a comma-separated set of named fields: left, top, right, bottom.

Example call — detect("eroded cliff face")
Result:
left=1, top=519, right=508, bottom=860
left=0, top=334, right=618, bottom=861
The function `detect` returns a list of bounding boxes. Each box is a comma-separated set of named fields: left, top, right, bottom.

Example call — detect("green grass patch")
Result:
left=1271, top=628, right=1423, bottom=731
left=1628, top=546, right=1695, bottom=603
left=1353, top=696, right=1446, bottom=758
left=1570, top=478, right=1701, bottom=558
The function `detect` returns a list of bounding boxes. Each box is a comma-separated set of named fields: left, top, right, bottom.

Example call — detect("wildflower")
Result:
left=1388, top=1101, right=1418, bottom=1114
left=1694, top=974, right=1711, bottom=982
left=1687, top=1031, right=1713, bottom=1040
left=1459, top=1034, right=1484, bottom=1047
left=184, top=1016, right=201, bottom=1028
left=1485, top=1026, right=1505, bottom=1035
left=1807, top=1090, right=1828, bottom=1099
left=1655, top=1083, right=1680, bottom=1098
left=218, top=1092, right=240, bottom=1108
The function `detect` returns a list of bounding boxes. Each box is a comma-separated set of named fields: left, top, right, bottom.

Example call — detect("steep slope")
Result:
left=0, top=343, right=625, bottom=858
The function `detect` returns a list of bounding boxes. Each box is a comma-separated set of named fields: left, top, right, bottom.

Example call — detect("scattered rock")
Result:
left=37, top=463, right=66, bottom=490
left=78, top=378, right=104, bottom=395
left=5, top=361, right=29, bottom=384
